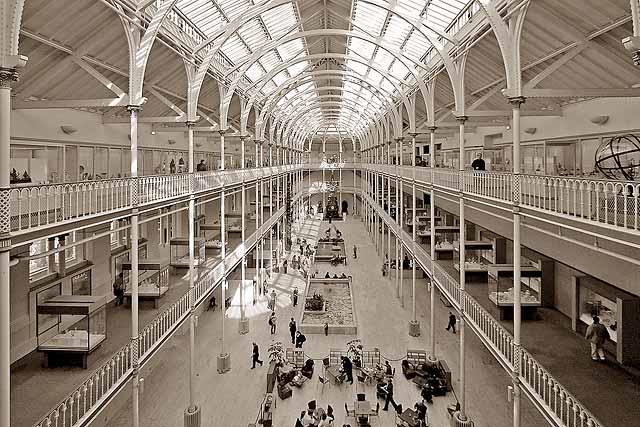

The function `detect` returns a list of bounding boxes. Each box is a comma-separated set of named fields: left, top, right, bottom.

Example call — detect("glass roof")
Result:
left=171, top=0, right=473, bottom=138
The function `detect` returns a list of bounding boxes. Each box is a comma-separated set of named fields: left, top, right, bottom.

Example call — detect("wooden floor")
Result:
left=105, top=215, right=546, bottom=427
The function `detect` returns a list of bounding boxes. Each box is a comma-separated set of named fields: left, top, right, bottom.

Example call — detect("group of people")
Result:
left=288, top=318, right=307, bottom=348
left=295, top=404, right=335, bottom=427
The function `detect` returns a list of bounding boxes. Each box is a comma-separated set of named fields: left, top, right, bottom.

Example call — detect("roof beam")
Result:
left=103, top=115, right=188, bottom=124
left=72, top=57, right=127, bottom=98
left=14, top=97, right=129, bottom=109
left=523, top=42, right=591, bottom=90
left=519, top=88, right=640, bottom=98
left=465, top=110, right=561, bottom=117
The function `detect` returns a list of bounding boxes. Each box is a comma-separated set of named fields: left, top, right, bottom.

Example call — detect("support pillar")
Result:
left=0, top=66, right=20, bottom=427
left=456, top=116, right=468, bottom=421
left=217, top=130, right=230, bottom=374
left=184, top=120, right=201, bottom=425
left=510, top=96, right=526, bottom=427
left=127, top=104, right=142, bottom=427
left=428, top=126, right=437, bottom=362
left=239, top=136, right=249, bottom=335
left=409, top=133, right=420, bottom=337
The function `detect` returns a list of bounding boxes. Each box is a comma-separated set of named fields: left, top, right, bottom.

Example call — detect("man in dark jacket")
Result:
left=251, top=342, right=263, bottom=369
left=289, top=318, right=297, bottom=344
left=382, top=378, right=400, bottom=412
left=446, top=311, right=457, bottom=334
left=295, top=331, right=306, bottom=348
left=341, top=356, right=353, bottom=384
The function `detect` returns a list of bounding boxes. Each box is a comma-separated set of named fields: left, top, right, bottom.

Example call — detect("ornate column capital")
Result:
left=0, top=67, right=20, bottom=88
left=185, top=121, right=197, bottom=128
left=126, top=104, right=143, bottom=113
left=218, top=129, right=228, bottom=136
left=455, top=115, right=468, bottom=124
left=395, top=137, right=404, bottom=142
left=427, top=126, right=437, bottom=132
left=408, top=132, right=419, bottom=138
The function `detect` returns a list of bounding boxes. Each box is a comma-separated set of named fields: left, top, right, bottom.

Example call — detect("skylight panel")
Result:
left=348, top=38, right=376, bottom=61
left=404, top=30, right=431, bottom=62
left=384, top=15, right=412, bottom=50
left=277, top=39, right=305, bottom=62
left=245, top=63, right=264, bottom=82
left=374, top=49, right=394, bottom=71
left=287, top=61, right=308, bottom=77
left=259, top=50, right=281, bottom=74
left=390, top=59, right=409, bottom=79
left=237, top=19, right=268, bottom=51
left=352, top=2, right=387, bottom=36
left=261, top=4, right=299, bottom=39
left=380, top=78, right=394, bottom=94
left=221, top=34, right=251, bottom=64
left=272, top=71, right=288, bottom=87
left=346, top=59, right=368, bottom=76
left=217, top=0, right=250, bottom=21
left=396, top=0, right=425, bottom=17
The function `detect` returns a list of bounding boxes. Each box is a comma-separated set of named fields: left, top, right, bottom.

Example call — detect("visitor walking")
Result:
left=585, top=316, right=610, bottom=361
left=446, top=311, right=457, bottom=334
left=289, top=318, right=297, bottom=344
left=295, top=330, right=307, bottom=348
left=283, top=259, right=288, bottom=274
left=292, top=288, right=299, bottom=307
left=269, top=312, right=277, bottom=334
left=251, top=342, right=263, bottom=369
left=269, top=289, right=277, bottom=311
left=324, top=322, right=329, bottom=336
left=381, top=378, right=400, bottom=413
left=353, top=245, right=357, bottom=259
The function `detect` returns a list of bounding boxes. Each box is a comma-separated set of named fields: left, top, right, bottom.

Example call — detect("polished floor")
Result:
left=101, top=215, right=546, bottom=427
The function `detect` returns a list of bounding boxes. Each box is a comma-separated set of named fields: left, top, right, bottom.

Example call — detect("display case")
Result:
left=574, top=276, right=640, bottom=364
left=433, top=226, right=459, bottom=260
left=71, top=269, right=92, bottom=295
left=122, top=259, right=170, bottom=308
left=227, top=218, right=242, bottom=233
left=200, top=223, right=229, bottom=249
left=37, top=295, right=107, bottom=368
left=170, top=237, right=206, bottom=268
left=453, top=240, right=494, bottom=278
left=487, top=264, right=544, bottom=320
left=110, top=239, right=148, bottom=283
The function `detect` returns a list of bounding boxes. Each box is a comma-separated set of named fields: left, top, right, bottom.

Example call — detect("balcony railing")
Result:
left=363, top=164, right=640, bottom=234
left=4, top=165, right=300, bottom=236
left=33, top=203, right=289, bottom=427
left=364, top=191, right=603, bottom=427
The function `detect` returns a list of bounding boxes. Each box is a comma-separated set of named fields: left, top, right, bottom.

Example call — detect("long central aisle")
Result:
left=106, top=215, right=545, bottom=427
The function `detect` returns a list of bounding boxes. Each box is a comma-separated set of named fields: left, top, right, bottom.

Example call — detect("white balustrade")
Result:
left=363, top=191, right=603, bottom=427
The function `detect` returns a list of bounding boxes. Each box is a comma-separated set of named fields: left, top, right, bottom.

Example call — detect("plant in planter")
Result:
left=268, top=341, right=286, bottom=367
left=346, top=339, right=363, bottom=368
left=304, top=292, right=325, bottom=311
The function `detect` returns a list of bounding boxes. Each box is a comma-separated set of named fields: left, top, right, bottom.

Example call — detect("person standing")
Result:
left=341, top=356, right=353, bottom=384
left=446, top=311, right=457, bottom=334
left=471, top=152, right=486, bottom=171
left=585, top=316, right=609, bottom=361
left=295, top=330, right=306, bottom=348
left=382, top=378, right=400, bottom=412
left=324, top=322, right=329, bottom=336
left=113, top=272, right=125, bottom=306
left=353, top=245, right=357, bottom=259
left=251, top=342, right=263, bottom=369
left=283, top=259, right=288, bottom=274
left=292, top=288, right=299, bottom=307
left=269, top=311, right=277, bottom=334
left=289, top=318, right=297, bottom=344
left=270, top=289, right=277, bottom=311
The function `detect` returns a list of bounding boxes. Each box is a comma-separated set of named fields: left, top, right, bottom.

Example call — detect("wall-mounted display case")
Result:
left=170, top=237, right=205, bottom=268
left=433, top=226, right=459, bottom=260
left=37, top=295, right=107, bottom=368
left=573, top=276, right=640, bottom=364
left=122, top=259, right=170, bottom=308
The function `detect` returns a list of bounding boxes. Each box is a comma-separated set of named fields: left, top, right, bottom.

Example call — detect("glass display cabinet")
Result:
left=110, top=239, right=148, bottom=284
left=434, top=226, right=460, bottom=260
left=170, top=237, right=205, bottom=268
left=37, top=295, right=107, bottom=368
left=453, top=240, right=494, bottom=278
left=122, top=259, right=170, bottom=308
left=575, top=276, right=640, bottom=364
left=200, top=223, right=229, bottom=250
left=487, top=263, right=543, bottom=320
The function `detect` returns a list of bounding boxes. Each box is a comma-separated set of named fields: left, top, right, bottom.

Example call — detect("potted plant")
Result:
left=346, top=339, right=363, bottom=368
left=268, top=341, right=286, bottom=367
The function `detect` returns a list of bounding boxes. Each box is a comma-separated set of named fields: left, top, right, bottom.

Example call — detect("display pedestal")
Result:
left=450, top=412, right=475, bottom=427
left=239, top=318, right=250, bottom=334
left=217, top=353, right=231, bottom=374
left=408, top=320, right=421, bottom=337
left=184, top=405, right=201, bottom=427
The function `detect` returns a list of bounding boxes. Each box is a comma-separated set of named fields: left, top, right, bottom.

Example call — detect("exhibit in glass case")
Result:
left=122, top=259, right=171, bottom=308
left=487, top=262, right=550, bottom=320
left=37, top=295, right=107, bottom=368
left=453, top=240, right=495, bottom=278
left=170, top=237, right=206, bottom=268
